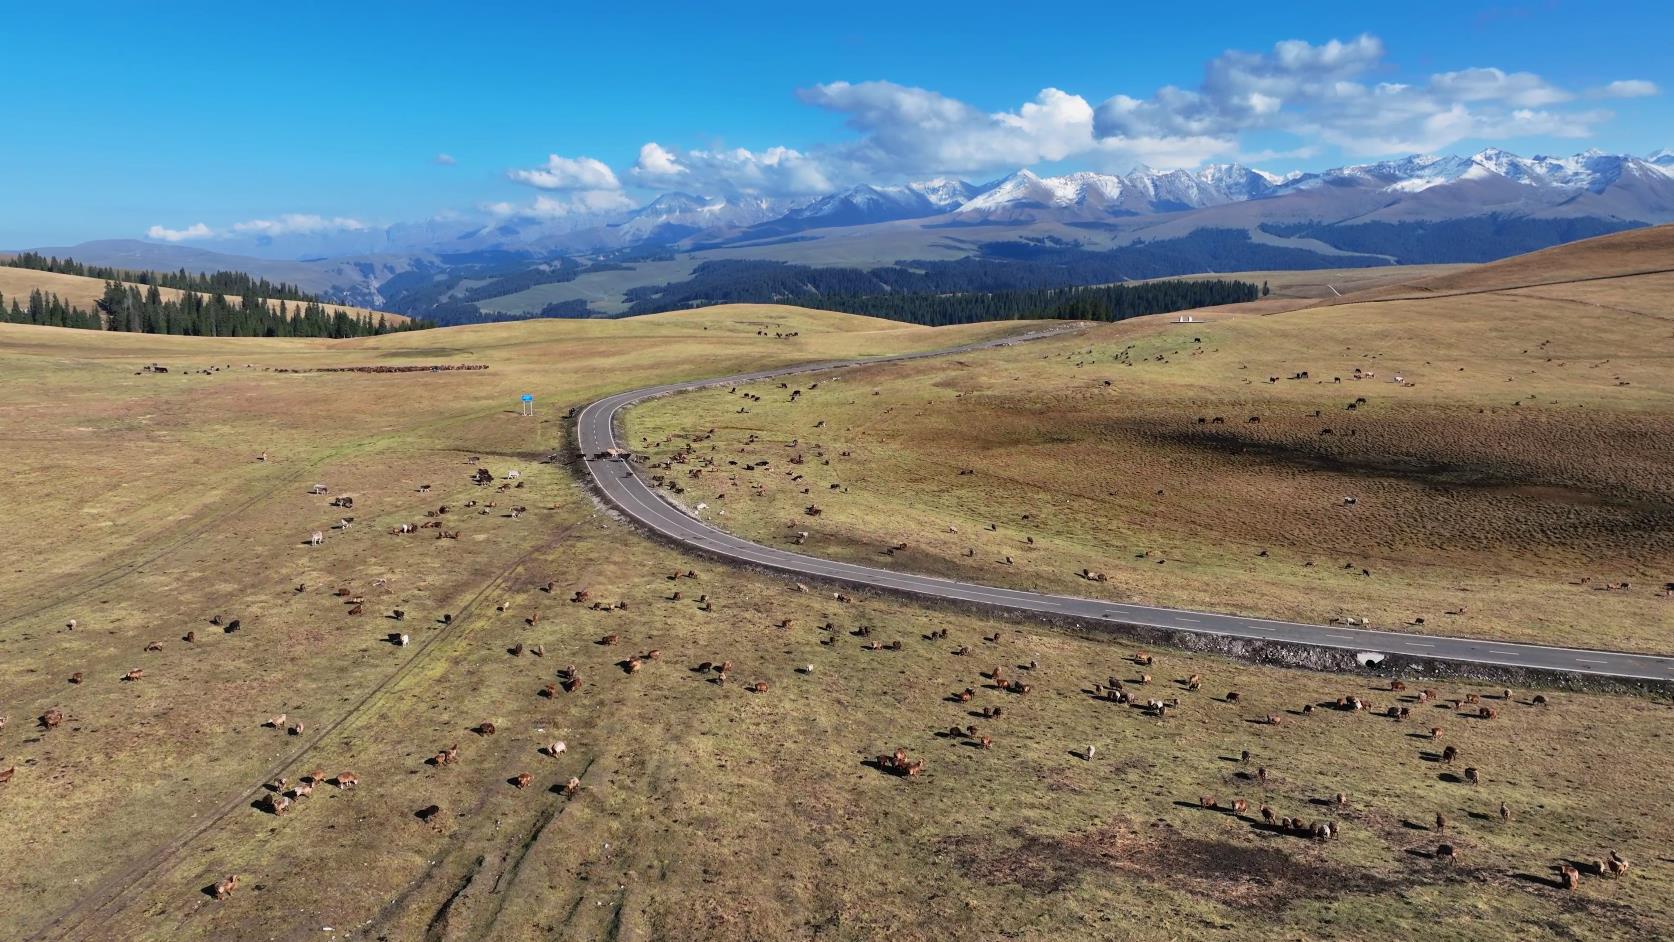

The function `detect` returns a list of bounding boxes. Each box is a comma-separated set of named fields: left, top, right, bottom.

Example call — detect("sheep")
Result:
left=145, top=640, right=163, bottom=652
left=562, top=776, right=583, bottom=795
left=475, top=721, right=497, bottom=736
left=0, top=767, right=14, bottom=785
left=1436, top=844, right=1457, bottom=865
left=1230, top=798, right=1249, bottom=814
left=1463, top=767, right=1480, bottom=785
left=1441, top=745, right=1458, bottom=764
left=309, top=530, right=324, bottom=547
left=1434, top=812, right=1447, bottom=832
left=433, top=744, right=460, bottom=767
left=1199, top=795, right=1218, bottom=810
left=261, top=792, right=292, bottom=816
left=1559, top=863, right=1580, bottom=889
left=545, top=741, right=567, bottom=758
left=1500, top=801, right=1511, bottom=822
left=334, top=772, right=359, bottom=789
left=512, top=772, right=533, bottom=790
left=122, top=668, right=145, bottom=682
left=265, top=714, right=288, bottom=729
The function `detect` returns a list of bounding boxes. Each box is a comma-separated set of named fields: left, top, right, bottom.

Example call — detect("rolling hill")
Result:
left=0, top=264, right=408, bottom=325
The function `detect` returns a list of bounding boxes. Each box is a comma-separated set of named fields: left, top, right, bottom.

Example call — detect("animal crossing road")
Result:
left=576, top=330, right=1674, bottom=684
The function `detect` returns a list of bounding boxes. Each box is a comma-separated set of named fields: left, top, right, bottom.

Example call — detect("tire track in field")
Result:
left=30, top=524, right=576, bottom=942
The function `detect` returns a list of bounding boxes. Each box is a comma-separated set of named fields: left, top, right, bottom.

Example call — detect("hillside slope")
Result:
left=0, top=265, right=408, bottom=324
left=628, top=228, right=1674, bottom=652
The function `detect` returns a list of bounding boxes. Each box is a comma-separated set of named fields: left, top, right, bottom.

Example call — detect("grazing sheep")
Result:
left=122, top=669, right=144, bottom=682
left=334, top=772, right=359, bottom=789
left=545, top=741, right=567, bottom=757
left=1560, top=863, right=1580, bottom=889
left=0, top=767, right=14, bottom=785
left=1606, top=851, right=1630, bottom=876
left=512, top=772, right=533, bottom=789
left=1499, top=801, right=1511, bottom=823
left=563, top=776, right=583, bottom=795
left=475, top=722, right=497, bottom=736
left=1463, top=767, right=1480, bottom=785
left=1435, top=812, right=1447, bottom=831
left=1199, top=795, right=1217, bottom=810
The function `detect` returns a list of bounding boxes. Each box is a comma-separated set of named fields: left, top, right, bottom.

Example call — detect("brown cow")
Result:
left=212, top=875, right=240, bottom=900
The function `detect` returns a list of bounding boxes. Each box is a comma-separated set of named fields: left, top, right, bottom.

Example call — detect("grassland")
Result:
left=1, top=292, right=1671, bottom=941
left=627, top=227, right=1674, bottom=654
left=0, top=265, right=409, bottom=324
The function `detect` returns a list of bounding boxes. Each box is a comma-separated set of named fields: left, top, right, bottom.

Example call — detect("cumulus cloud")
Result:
left=230, top=214, right=368, bottom=237
left=1598, top=79, right=1658, bottom=99
left=1091, top=35, right=1607, bottom=158
left=487, top=190, right=635, bottom=219
left=507, top=154, right=622, bottom=191
left=492, top=36, right=1629, bottom=205
left=144, top=215, right=368, bottom=242
left=628, top=142, right=832, bottom=197
left=633, top=142, right=683, bottom=177
left=146, top=222, right=214, bottom=242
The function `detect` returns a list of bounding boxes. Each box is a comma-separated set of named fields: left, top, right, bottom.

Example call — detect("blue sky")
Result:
left=3, top=0, right=1670, bottom=247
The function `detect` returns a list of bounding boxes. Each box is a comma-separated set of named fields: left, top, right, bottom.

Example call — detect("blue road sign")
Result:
left=521, top=394, right=533, bottom=402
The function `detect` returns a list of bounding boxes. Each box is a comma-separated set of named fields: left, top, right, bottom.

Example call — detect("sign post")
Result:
left=520, top=394, right=534, bottom=417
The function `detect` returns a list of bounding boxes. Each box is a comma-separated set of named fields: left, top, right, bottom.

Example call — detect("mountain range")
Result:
left=19, top=147, right=1674, bottom=318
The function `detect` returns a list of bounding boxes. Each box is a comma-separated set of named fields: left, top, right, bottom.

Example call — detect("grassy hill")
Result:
left=1, top=298, right=1670, bottom=940
left=629, top=226, right=1674, bottom=653
left=0, top=265, right=409, bottom=325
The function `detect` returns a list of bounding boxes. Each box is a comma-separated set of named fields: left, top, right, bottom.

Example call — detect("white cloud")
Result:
left=634, top=142, right=683, bottom=177
left=434, top=152, right=457, bottom=166
left=507, top=154, right=622, bottom=191
left=230, top=214, right=368, bottom=237
left=628, top=142, right=832, bottom=197
left=1429, top=68, right=1571, bottom=107
left=488, top=36, right=1629, bottom=208
left=1091, top=36, right=1606, bottom=159
left=1598, top=79, right=1658, bottom=99
left=144, top=215, right=368, bottom=242
left=487, top=190, right=635, bottom=219
left=146, top=222, right=214, bottom=242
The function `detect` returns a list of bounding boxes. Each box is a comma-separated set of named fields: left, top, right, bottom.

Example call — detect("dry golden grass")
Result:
left=2, top=293, right=1671, bottom=941
left=0, top=265, right=409, bottom=324
left=628, top=227, right=1674, bottom=653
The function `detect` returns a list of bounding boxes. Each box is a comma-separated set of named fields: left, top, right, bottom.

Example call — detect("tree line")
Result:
left=789, top=278, right=1258, bottom=326
left=0, top=283, right=429, bottom=337
left=4, top=251, right=319, bottom=301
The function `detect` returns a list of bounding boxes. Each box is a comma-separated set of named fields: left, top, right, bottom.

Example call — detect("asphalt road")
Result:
left=576, top=329, right=1674, bottom=684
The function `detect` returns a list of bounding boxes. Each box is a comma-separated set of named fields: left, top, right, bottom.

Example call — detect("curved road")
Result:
left=577, top=331, right=1674, bottom=685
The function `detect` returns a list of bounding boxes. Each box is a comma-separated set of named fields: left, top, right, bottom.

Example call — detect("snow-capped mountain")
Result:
left=947, top=148, right=1674, bottom=222
left=611, top=192, right=790, bottom=242
left=737, top=179, right=985, bottom=237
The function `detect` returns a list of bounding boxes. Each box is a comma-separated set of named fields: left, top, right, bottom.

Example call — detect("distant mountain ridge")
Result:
left=21, top=147, right=1673, bottom=320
